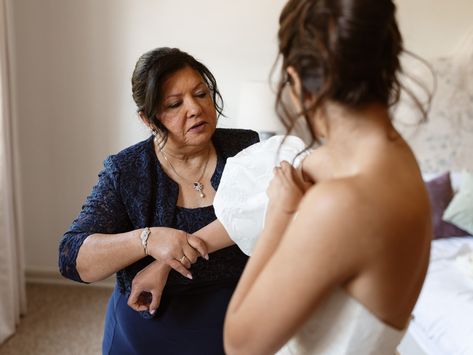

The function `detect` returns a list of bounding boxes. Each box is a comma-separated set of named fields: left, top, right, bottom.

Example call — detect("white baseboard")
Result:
left=25, top=267, right=115, bottom=289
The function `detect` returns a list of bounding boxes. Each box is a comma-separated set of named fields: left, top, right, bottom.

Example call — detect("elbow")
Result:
left=58, top=236, right=91, bottom=284
left=224, top=317, right=277, bottom=355
left=58, top=256, right=91, bottom=284
left=223, top=331, right=242, bottom=355
left=58, top=260, right=69, bottom=280
left=75, top=263, right=95, bottom=283
left=58, top=258, right=89, bottom=284
left=224, top=318, right=253, bottom=355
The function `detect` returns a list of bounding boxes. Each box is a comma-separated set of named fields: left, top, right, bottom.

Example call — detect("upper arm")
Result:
left=225, top=183, right=366, bottom=354
left=68, top=158, right=132, bottom=235
left=58, top=158, right=132, bottom=281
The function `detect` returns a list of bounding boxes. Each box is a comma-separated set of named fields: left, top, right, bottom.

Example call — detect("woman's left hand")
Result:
left=127, top=259, right=171, bottom=315
left=266, top=161, right=308, bottom=215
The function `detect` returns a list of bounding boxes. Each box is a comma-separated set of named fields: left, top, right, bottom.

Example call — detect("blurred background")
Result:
left=8, top=0, right=473, bottom=282
left=1, top=0, right=472, bottom=353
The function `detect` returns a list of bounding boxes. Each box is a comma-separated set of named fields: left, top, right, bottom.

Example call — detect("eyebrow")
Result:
left=165, top=82, right=206, bottom=99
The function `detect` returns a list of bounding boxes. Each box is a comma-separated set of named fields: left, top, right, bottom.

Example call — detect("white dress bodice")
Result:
left=277, top=288, right=406, bottom=355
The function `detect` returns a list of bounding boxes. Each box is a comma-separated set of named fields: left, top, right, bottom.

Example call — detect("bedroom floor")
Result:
left=0, top=283, right=422, bottom=355
left=0, top=283, right=111, bottom=355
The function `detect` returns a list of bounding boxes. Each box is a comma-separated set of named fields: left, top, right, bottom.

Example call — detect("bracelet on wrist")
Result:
left=140, top=227, right=151, bottom=255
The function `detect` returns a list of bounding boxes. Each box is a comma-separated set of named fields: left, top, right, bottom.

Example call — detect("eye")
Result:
left=167, top=101, right=181, bottom=109
left=195, top=91, right=208, bottom=98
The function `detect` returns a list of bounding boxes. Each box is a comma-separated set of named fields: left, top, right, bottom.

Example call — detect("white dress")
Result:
left=214, top=136, right=408, bottom=354
left=276, top=288, right=406, bottom=354
left=214, top=135, right=308, bottom=255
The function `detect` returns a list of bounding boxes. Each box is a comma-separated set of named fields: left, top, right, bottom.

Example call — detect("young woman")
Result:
left=223, top=0, right=432, bottom=354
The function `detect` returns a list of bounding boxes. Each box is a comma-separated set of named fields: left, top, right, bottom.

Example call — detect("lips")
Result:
left=188, top=121, right=207, bottom=132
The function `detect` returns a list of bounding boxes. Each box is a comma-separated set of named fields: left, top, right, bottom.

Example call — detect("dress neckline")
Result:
left=148, top=134, right=225, bottom=199
left=338, top=288, right=409, bottom=333
left=175, top=205, right=214, bottom=211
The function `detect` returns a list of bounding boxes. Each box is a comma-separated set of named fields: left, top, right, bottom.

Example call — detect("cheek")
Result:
left=158, top=114, right=184, bottom=135
left=205, top=101, right=218, bottom=122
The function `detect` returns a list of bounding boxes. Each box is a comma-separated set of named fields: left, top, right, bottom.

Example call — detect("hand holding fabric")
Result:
left=266, top=160, right=308, bottom=216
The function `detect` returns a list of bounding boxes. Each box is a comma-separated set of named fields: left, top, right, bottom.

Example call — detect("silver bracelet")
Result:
left=140, top=227, right=151, bottom=255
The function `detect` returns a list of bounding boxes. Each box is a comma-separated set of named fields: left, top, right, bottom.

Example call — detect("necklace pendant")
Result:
left=193, top=182, right=205, bottom=198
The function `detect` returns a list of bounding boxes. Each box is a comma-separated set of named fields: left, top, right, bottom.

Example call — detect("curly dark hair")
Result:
left=275, top=0, right=429, bottom=146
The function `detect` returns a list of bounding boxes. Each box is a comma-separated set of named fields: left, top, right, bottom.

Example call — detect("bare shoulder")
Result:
left=297, top=178, right=366, bottom=230
left=292, top=175, right=424, bottom=256
left=283, top=179, right=370, bottom=278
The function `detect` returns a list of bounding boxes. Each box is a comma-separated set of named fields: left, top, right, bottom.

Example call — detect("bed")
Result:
left=393, top=36, right=473, bottom=353
left=398, top=236, right=473, bottom=355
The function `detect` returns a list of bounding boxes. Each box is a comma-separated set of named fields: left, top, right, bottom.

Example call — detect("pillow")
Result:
left=424, top=172, right=470, bottom=238
left=423, top=171, right=463, bottom=191
left=443, top=171, right=473, bottom=236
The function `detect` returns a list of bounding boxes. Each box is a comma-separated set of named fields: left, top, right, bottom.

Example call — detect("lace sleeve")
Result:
left=58, top=157, right=132, bottom=283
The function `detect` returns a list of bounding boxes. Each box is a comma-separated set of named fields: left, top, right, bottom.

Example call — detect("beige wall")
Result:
left=9, top=0, right=287, bottom=277
left=396, top=0, right=473, bottom=59
left=7, top=0, right=473, bottom=275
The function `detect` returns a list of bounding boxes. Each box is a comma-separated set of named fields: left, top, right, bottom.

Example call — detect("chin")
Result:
left=187, top=125, right=215, bottom=145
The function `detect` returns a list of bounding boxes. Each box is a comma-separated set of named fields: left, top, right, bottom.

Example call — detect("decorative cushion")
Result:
left=443, top=171, right=473, bottom=236
left=424, top=172, right=470, bottom=238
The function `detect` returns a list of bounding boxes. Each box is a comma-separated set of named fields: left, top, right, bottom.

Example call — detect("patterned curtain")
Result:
left=0, top=0, right=26, bottom=345
left=395, top=27, right=473, bottom=173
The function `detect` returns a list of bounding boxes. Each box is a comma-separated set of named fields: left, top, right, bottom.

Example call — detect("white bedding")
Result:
left=406, top=237, right=473, bottom=355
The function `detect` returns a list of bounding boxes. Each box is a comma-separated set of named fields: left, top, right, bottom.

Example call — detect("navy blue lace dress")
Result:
left=58, top=128, right=259, bottom=355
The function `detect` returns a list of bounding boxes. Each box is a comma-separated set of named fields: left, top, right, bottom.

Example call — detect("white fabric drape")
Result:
left=0, top=0, right=26, bottom=345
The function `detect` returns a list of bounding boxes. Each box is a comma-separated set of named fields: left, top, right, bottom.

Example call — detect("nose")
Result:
left=185, top=96, right=202, bottom=118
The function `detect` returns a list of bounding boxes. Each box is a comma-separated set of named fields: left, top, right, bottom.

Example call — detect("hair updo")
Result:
left=276, top=0, right=420, bottom=145
left=131, top=47, right=224, bottom=141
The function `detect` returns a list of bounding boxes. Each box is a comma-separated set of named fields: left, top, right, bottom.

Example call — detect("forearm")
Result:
left=227, top=210, right=293, bottom=313
left=76, top=219, right=235, bottom=282
left=224, top=211, right=294, bottom=354
left=76, top=229, right=145, bottom=283
left=192, top=219, right=235, bottom=253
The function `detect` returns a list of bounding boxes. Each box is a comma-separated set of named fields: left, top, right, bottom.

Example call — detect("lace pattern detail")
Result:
left=58, top=129, right=259, bottom=293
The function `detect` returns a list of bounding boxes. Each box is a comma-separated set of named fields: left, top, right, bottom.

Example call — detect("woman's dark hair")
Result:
left=131, top=47, right=224, bottom=142
left=275, top=0, right=430, bottom=146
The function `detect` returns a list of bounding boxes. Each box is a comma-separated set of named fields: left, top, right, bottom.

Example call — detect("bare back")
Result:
left=301, top=134, right=431, bottom=329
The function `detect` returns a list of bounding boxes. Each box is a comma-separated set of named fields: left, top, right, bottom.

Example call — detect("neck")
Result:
left=155, top=137, right=212, bottom=162
left=308, top=101, right=399, bottom=176
left=319, top=102, right=395, bottom=144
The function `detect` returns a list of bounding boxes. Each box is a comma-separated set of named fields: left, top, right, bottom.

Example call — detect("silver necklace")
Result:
left=160, top=147, right=210, bottom=198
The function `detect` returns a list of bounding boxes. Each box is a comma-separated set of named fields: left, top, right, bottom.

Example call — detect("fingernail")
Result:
left=150, top=309, right=155, bottom=315
left=204, top=254, right=209, bottom=260
left=187, top=274, right=193, bottom=280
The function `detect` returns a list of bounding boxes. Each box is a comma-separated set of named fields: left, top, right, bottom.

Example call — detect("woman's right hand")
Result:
left=146, top=227, right=209, bottom=279
left=266, top=161, right=309, bottom=215
left=128, top=259, right=170, bottom=314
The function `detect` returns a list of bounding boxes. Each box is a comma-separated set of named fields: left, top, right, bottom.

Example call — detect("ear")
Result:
left=286, top=66, right=302, bottom=98
left=139, top=111, right=149, bottom=125
left=287, top=66, right=318, bottom=106
left=286, top=66, right=307, bottom=111
left=139, top=111, right=157, bottom=132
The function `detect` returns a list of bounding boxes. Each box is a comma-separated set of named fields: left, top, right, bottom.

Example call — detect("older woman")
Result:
left=58, top=47, right=258, bottom=355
